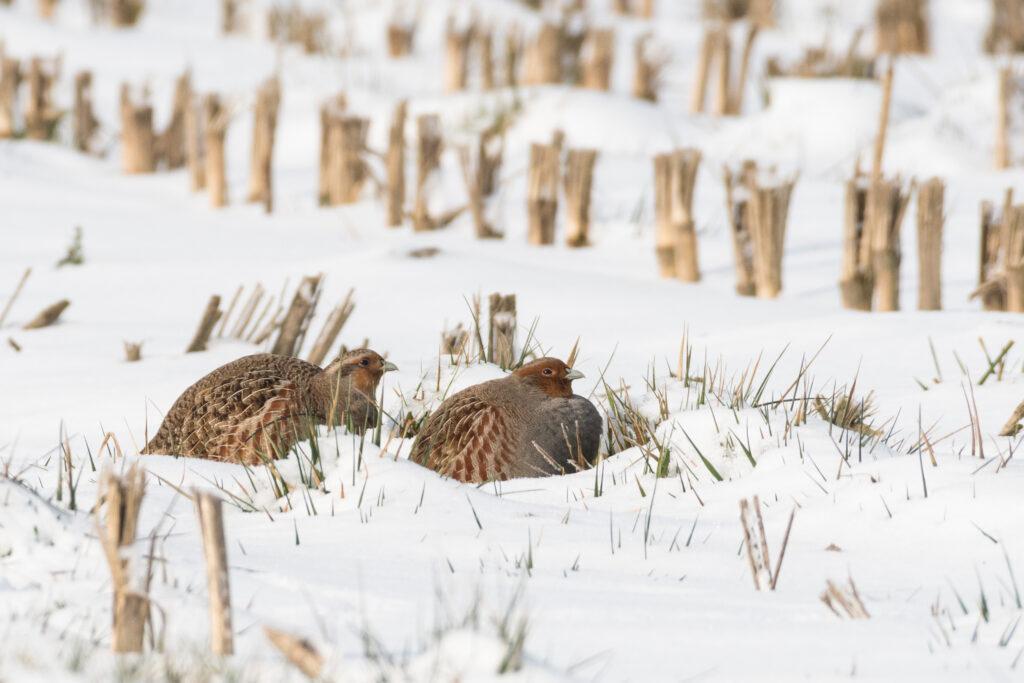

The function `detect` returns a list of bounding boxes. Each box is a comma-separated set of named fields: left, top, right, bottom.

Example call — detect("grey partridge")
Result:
left=410, top=357, right=602, bottom=482
left=142, top=349, right=396, bottom=464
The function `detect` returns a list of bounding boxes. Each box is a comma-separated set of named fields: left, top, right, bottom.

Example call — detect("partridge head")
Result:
left=512, top=357, right=585, bottom=398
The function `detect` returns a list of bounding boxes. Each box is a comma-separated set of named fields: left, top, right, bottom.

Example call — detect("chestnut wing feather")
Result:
left=175, top=369, right=310, bottom=463
left=411, top=392, right=514, bottom=483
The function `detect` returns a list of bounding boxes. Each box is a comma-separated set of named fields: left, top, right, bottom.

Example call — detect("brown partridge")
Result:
left=410, top=357, right=602, bottom=483
left=141, top=349, right=396, bottom=465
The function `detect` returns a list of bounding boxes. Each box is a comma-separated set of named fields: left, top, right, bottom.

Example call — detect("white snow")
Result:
left=1, top=0, right=1024, bottom=680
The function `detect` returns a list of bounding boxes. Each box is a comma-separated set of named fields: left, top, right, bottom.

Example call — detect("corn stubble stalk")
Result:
left=248, top=77, right=281, bottom=213
left=866, top=178, right=910, bottom=311
left=227, top=283, right=265, bottom=339
left=413, top=114, right=443, bottom=231
left=702, top=0, right=775, bottom=26
left=387, top=20, right=415, bottom=58
left=504, top=26, right=523, bottom=87
left=527, top=138, right=561, bottom=245
left=162, top=73, right=191, bottom=163
left=839, top=60, right=907, bottom=311
left=691, top=24, right=757, bottom=115
left=268, top=5, right=328, bottom=54
left=185, top=89, right=206, bottom=191
left=1004, top=204, right=1024, bottom=311
left=839, top=173, right=873, bottom=310
left=386, top=100, right=407, bottom=227
left=974, top=190, right=1014, bottom=310
left=564, top=149, right=597, bottom=247
left=581, top=28, right=614, bottom=91
left=221, top=0, right=239, bottom=34
left=204, top=94, right=229, bottom=208
left=478, top=26, right=496, bottom=89
left=307, top=288, right=355, bottom=366
left=186, top=295, right=222, bottom=353
left=272, top=274, right=322, bottom=357
left=524, top=23, right=562, bottom=85
left=73, top=71, right=99, bottom=153
left=37, top=0, right=57, bottom=19
left=653, top=149, right=702, bottom=280
left=99, top=466, right=150, bottom=653
left=25, top=56, right=61, bottom=141
left=0, top=54, right=20, bottom=139
left=725, top=161, right=757, bottom=295
left=217, top=285, right=243, bottom=338
left=459, top=126, right=504, bottom=239
left=328, top=114, right=369, bottom=205
left=997, top=66, right=1011, bottom=170
left=562, top=19, right=587, bottom=85
left=690, top=28, right=716, bottom=114
left=317, top=94, right=346, bottom=205
left=110, top=0, right=145, bottom=27
left=916, top=178, right=945, bottom=310
left=875, top=0, right=929, bottom=54
left=442, top=323, right=470, bottom=357
left=613, top=0, right=656, bottom=17
left=985, top=0, right=1024, bottom=53
left=120, top=84, right=155, bottom=173
left=488, top=293, right=516, bottom=369
left=445, top=19, right=473, bottom=93
left=748, top=178, right=795, bottom=299
left=633, top=34, right=666, bottom=102
left=764, top=32, right=875, bottom=79
left=725, top=162, right=795, bottom=298
left=193, top=491, right=233, bottom=655
left=732, top=24, right=758, bottom=114
left=123, top=340, right=142, bottom=362
left=712, top=27, right=732, bottom=115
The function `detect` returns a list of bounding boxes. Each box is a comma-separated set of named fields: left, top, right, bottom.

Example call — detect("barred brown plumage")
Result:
left=141, top=349, right=396, bottom=464
left=410, top=357, right=602, bottom=483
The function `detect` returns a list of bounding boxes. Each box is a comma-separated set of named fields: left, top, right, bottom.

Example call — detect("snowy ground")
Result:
left=2, top=0, right=1024, bottom=680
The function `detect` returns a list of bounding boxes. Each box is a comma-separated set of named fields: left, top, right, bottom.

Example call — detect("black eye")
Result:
left=543, top=368, right=553, bottom=376
left=360, top=359, right=369, bottom=366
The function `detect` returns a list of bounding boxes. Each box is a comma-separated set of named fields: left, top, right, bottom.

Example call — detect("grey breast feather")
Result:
left=515, top=395, right=603, bottom=476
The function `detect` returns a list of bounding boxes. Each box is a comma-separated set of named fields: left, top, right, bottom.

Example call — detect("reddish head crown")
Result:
left=512, top=357, right=584, bottom=398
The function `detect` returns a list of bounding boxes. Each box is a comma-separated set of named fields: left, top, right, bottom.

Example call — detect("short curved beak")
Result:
left=565, top=368, right=584, bottom=381
left=383, top=361, right=398, bottom=373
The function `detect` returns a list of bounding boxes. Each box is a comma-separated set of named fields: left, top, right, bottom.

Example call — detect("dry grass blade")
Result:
left=307, top=288, right=356, bottom=366
left=0, top=267, right=30, bottom=327
left=769, top=507, right=796, bottom=590
left=821, top=577, right=870, bottom=619
left=566, top=337, right=581, bottom=369
left=264, top=626, right=324, bottom=679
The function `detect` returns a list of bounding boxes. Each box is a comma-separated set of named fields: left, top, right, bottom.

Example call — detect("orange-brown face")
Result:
left=334, top=349, right=397, bottom=394
left=513, top=357, right=584, bottom=398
